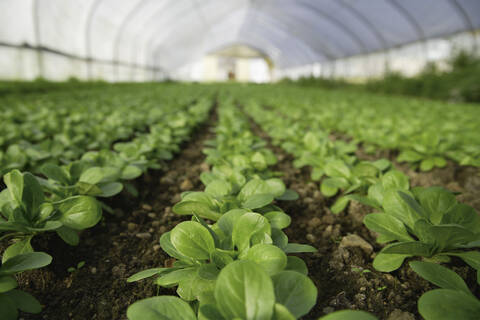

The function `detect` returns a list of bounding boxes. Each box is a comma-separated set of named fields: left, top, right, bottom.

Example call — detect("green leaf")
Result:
left=265, top=179, right=286, bottom=197
left=382, top=241, right=433, bottom=256
left=272, top=271, right=317, bottom=318
left=441, top=203, right=480, bottom=233
left=0, top=294, right=18, bottom=320
left=198, top=264, right=220, bottom=280
left=160, top=232, right=193, bottom=263
left=57, top=196, right=102, bottom=230
left=324, top=160, right=351, bottom=178
left=397, top=150, right=423, bottom=163
left=275, top=189, right=299, bottom=201
left=215, top=260, right=275, bottom=320
left=127, top=268, right=169, bottom=282
left=321, top=178, right=349, bottom=197
left=319, top=310, right=378, bottom=320
left=264, top=211, right=291, bottom=229
left=127, top=296, right=196, bottom=320
left=242, top=194, right=274, bottom=210
left=420, top=158, right=435, bottom=171
left=40, top=164, right=70, bottom=184
left=331, top=196, right=350, bottom=214
left=409, top=261, right=470, bottom=294
left=4, top=170, right=23, bottom=207
left=211, top=249, right=234, bottom=269
left=285, top=256, right=308, bottom=275
left=173, top=201, right=222, bottom=221
left=414, top=187, right=457, bottom=224
left=156, top=267, right=197, bottom=287
left=372, top=252, right=410, bottom=272
left=283, top=243, right=317, bottom=253
left=418, top=289, right=480, bottom=320
left=79, top=167, right=105, bottom=185
left=56, top=226, right=80, bottom=246
left=98, top=182, right=123, bottom=197
left=232, top=212, right=270, bottom=252
left=273, top=303, right=296, bottom=320
left=216, top=208, right=249, bottom=237
left=75, top=182, right=103, bottom=196
left=121, top=165, right=143, bottom=180
left=5, top=289, right=42, bottom=313
left=242, top=244, right=287, bottom=275
left=0, top=252, right=52, bottom=275
left=199, top=305, right=226, bottom=320
left=170, top=221, right=215, bottom=260
left=0, top=276, right=17, bottom=293
left=22, top=173, right=45, bottom=218
left=427, top=225, right=478, bottom=251
left=381, top=170, right=409, bottom=190
left=205, top=180, right=231, bottom=197
left=2, top=237, right=33, bottom=263
left=445, top=251, right=480, bottom=272
left=363, top=213, right=413, bottom=242
left=238, top=179, right=271, bottom=201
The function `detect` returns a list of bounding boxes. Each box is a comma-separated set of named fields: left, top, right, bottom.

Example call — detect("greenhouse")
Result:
left=0, top=1, right=479, bottom=319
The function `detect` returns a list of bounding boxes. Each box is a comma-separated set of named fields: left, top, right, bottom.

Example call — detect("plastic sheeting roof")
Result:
left=0, top=0, right=479, bottom=70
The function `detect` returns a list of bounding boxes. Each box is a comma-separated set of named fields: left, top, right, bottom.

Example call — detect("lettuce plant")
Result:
left=320, top=159, right=391, bottom=213
left=127, top=260, right=317, bottom=320
left=0, top=170, right=102, bottom=257
left=364, top=186, right=480, bottom=273
left=127, top=212, right=315, bottom=300
left=410, top=261, right=480, bottom=319
left=173, top=178, right=297, bottom=221
left=38, top=162, right=123, bottom=198
left=397, top=132, right=450, bottom=171
left=0, top=252, right=52, bottom=320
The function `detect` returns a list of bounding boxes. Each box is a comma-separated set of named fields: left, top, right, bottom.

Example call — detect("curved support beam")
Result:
left=448, top=0, right=478, bottom=50
left=32, top=0, right=43, bottom=77
left=85, top=0, right=103, bottom=79
left=297, top=0, right=369, bottom=54
left=255, top=5, right=336, bottom=60
left=113, top=0, right=149, bottom=81
left=388, top=0, right=428, bottom=63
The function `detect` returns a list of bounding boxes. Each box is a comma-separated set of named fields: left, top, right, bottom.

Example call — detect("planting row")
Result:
left=0, top=93, right=213, bottom=319
left=234, top=84, right=480, bottom=170
left=125, top=94, right=325, bottom=319
left=0, top=84, right=214, bottom=175
left=241, top=96, right=480, bottom=319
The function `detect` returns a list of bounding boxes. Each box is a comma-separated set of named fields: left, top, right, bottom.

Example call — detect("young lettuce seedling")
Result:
left=127, top=212, right=316, bottom=304
left=320, top=159, right=391, bottom=214
left=409, top=261, right=480, bottom=320
left=38, top=161, right=123, bottom=199
left=127, top=260, right=317, bottom=320
left=397, top=132, right=450, bottom=171
left=0, top=252, right=52, bottom=320
left=364, top=186, right=480, bottom=273
left=0, top=170, right=102, bottom=257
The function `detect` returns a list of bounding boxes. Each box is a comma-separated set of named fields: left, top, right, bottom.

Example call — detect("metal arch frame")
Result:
left=144, top=3, right=202, bottom=75
left=336, top=0, right=391, bottom=75
left=387, top=0, right=428, bottom=64
left=296, top=0, right=369, bottom=55
left=253, top=4, right=337, bottom=60
left=448, top=0, right=478, bottom=50
left=85, top=0, right=103, bottom=79
left=295, top=0, right=371, bottom=78
left=32, top=0, right=43, bottom=78
left=113, top=0, right=149, bottom=81
left=239, top=2, right=329, bottom=65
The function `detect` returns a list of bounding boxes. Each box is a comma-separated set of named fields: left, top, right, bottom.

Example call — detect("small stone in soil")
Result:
left=147, top=212, right=156, bottom=218
left=142, top=204, right=153, bottom=211
left=387, top=309, right=415, bottom=320
left=135, top=232, right=151, bottom=239
left=339, top=234, right=373, bottom=254
left=127, top=223, right=137, bottom=231
left=180, top=179, right=193, bottom=191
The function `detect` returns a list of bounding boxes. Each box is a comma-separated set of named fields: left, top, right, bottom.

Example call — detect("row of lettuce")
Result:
left=236, top=84, right=480, bottom=170
left=0, top=85, right=213, bottom=319
left=238, top=93, right=480, bottom=319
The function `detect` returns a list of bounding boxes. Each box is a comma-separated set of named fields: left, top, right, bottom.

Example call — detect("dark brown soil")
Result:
left=8, top=112, right=216, bottom=320
left=247, top=114, right=480, bottom=320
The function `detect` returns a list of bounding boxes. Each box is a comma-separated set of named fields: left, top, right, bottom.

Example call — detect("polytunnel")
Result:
left=0, top=0, right=479, bottom=81
left=1, top=2, right=480, bottom=320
